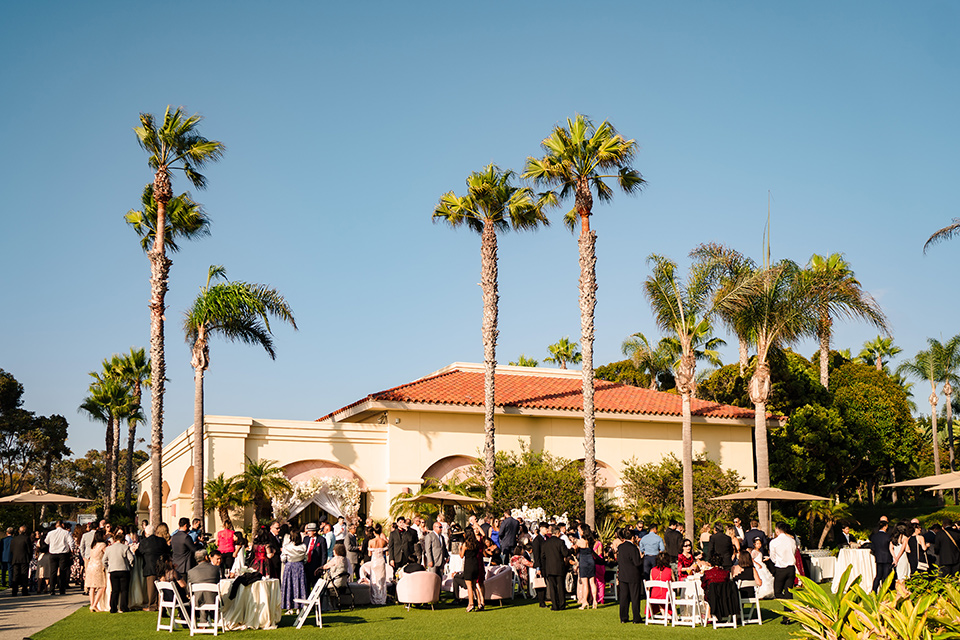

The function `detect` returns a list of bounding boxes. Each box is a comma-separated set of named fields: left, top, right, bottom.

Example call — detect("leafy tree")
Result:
left=184, top=265, right=297, bottom=520
left=797, top=500, right=853, bottom=549
left=620, top=333, right=673, bottom=389
left=135, top=106, right=224, bottom=527
left=806, top=253, right=887, bottom=388
left=204, top=473, right=244, bottom=527
left=544, top=337, right=582, bottom=370
left=237, top=457, right=292, bottom=524
left=770, top=404, right=857, bottom=498
left=594, top=359, right=655, bottom=388
left=508, top=355, right=539, bottom=367
left=24, top=415, right=71, bottom=491
left=0, top=369, right=34, bottom=494
left=620, top=454, right=742, bottom=534
left=859, top=335, right=902, bottom=373
left=489, top=448, right=587, bottom=520
left=433, top=164, right=549, bottom=505
left=524, top=114, right=644, bottom=527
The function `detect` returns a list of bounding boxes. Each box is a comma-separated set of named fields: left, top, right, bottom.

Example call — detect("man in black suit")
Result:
left=303, top=522, right=326, bottom=587
left=616, top=528, right=643, bottom=623
left=539, top=525, right=570, bottom=611
left=663, top=521, right=683, bottom=565
left=531, top=523, right=548, bottom=607
left=9, top=525, right=31, bottom=597
left=498, top=509, right=519, bottom=560
left=138, top=524, right=170, bottom=611
left=388, top=518, right=407, bottom=573
left=934, top=520, right=960, bottom=576
left=171, top=517, right=201, bottom=580
left=835, top=524, right=855, bottom=548
left=266, top=521, right=283, bottom=579
left=743, top=520, right=768, bottom=553
left=870, top=520, right=893, bottom=590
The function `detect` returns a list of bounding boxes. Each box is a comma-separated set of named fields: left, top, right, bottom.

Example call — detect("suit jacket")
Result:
left=617, top=540, right=643, bottom=583
left=870, top=529, right=893, bottom=563
left=138, top=534, right=170, bottom=577
left=387, top=529, right=404, bottom=566
left=422, top=530, right=445, bottom=569
left=498, top=517, right=519, bottom=550
left=171, top=529, right=200, bottom=577
left=531, top=534, right=544, bottom=570
left=934, top=528, right=960, bottom=566
left=304, top=534, right=326, bottom=579
left=743, top=528, right=768, bottom=552
left=708, top=532, right=734, bottom=565
left=345, top=531, right=360, bottom=567
left=539, top=536, right=569, bottom=576
left=835, top=530, right=854, bottom=548
left=9, top=533, right=31, bottom=564
left=663, top=528, right=683, bottom=559
left=187, top=560, right=221, bottom=586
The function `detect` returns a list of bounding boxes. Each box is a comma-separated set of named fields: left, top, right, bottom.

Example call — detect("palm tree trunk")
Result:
left=104, top=416, right=114, bottom=520
left=125, top=418, right=136, bottom=515
left=930, top=389, right=943, bottom=505
left=738, top=337, right=748, bottom=376
left=580, top=228, right=597, bottom=528
left=681, top=392, right=694, bottom=540
left=818, top=326, right=830, bottom=388
left=192, top=359, right=205, bottom=522
left=817, top=520, right=834, bottom=549
left=480, top=222, right=498, bottom=506
left=111, top=415, right=121, bottom=507
left=148, top=179, right=170, bottom=529
left=749, top=361, right=772, bottom=533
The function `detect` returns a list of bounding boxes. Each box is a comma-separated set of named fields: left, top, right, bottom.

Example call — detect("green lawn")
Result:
left=33, top=597, right=798, bottom=640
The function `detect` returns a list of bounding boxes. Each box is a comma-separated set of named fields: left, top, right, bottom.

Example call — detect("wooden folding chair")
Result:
left=156, top=580, right=191, bottom=633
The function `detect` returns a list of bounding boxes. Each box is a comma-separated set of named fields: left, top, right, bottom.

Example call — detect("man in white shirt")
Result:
left=44, top=520, right=75, bottom=596
left=768, top=522, right=798, bottom=622
left=333, top=516, right=346, bottom=542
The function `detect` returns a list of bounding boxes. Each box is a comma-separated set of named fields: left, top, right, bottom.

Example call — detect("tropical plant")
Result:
left=806, top=253, right=888, bottom=388
left=524, top=113, right=644, bottom=528
left=897, top=344, right=946, bottom=490
left=135, top=106, right=224, bottom=527
left=544, top=337, right=582, bottom=370
left=203, top=473, right=244, bottom=527
left=114, top=348, right=150, bottom=513
left=79, top=373, right=137, bottom=519
left=620, top=333, right=674, bottom=390
left=797, top=500, right=853, bottom=549
left=237, top=457, right=292, bottom=524
left=433, top=164, right=549, bottom=506
left=184, top=265, right=297, bottom=520
left=124, top=185, right=212, bottom=253
left=694, top=245, right=756, bottom=375
left=924, top=217, right=960, bottom=253
left=858, top=335, right=902, bottom=372
left=508, top=355, right=539, bottom=367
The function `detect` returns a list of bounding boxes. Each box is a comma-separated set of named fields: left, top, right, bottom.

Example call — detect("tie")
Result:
left=307, top=537, right=314, bottom=562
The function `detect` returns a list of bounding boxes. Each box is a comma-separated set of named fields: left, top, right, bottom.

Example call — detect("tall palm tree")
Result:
left=184, top=265, right=297, bottom=521
left=79, top=375, right=136, bottom=518
left=897, top=345, right=944, bottom=500
left=937, top=336, right=960, bottom=479
left=238, top=457, right=293, bottom=524
left=509, top=355, right=539, bottom=367
left=134, top=107, right=224, bottom=527
left=204, top=473, right=244, bottom=528
left=642, top=252, right=745, bottom=539
left=545, top=337, right=582, bottom=370
left=858, top=335, right=902, bottom=372
left=433, top=164, right=549, bottom=505
left=524, top=114, right=644, bottom=528
left=694, top=244, right=756, bottom=375
left=807, top=253, right=888, bottom=388
left=620, top=333, right=674, bottom=390
left=709, top=247, right=822, bottom=531
left=114, top=348, right=150, bottom=512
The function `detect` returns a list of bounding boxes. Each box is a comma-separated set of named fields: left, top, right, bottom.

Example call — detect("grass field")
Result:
left=32, top=597, right=798, bottom=640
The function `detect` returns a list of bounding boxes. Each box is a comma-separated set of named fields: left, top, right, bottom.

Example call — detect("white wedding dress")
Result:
left=750, top=549, right=775, bottom=599
left=361, top=547, right=388, bottom=605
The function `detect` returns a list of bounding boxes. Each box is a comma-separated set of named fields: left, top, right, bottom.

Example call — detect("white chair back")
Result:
left=670, top=580, right=703, bottom=627
left=643, top=579, right=673, bottom=626
left=156, top=580, right=191, bottom=633
left=189, top=583, right=224, bottom=636
left=294, top=574, right=331, bottom=629
left=737, top=579, right=763, bottom=625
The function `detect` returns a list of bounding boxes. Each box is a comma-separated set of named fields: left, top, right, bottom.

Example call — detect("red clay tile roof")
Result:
left=318, top=366, right=757, bottom=422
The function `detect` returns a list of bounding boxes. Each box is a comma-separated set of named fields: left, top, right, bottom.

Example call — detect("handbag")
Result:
left=532, top=575, right=546, bottom=589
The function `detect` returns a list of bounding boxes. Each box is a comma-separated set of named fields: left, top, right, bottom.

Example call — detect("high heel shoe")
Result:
left=466, top=605, right=474, bottom=612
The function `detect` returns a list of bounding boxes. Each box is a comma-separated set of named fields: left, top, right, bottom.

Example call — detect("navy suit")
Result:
left=870, top=529, right=892, bottom=590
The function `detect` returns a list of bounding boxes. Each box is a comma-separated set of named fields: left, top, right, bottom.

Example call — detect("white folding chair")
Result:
left=189, top=583, right=224, bottom=636
left=738, top=580, right=762, bottom=625
left=156, top=580, right=191, bottom=633
left=294, top=574, right=331, bottom=629
left=706, top=581, right=738, bottom=629
left=643, top=580, right=673, bottom=626
left=671, top=580, right=703, bottom=627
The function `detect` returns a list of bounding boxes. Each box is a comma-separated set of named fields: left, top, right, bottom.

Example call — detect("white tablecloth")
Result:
left=830, top=549, right=874, bottom=592
left=807, top=555, right=836, bottom=582
left=219, top=578, right=282, bottom=630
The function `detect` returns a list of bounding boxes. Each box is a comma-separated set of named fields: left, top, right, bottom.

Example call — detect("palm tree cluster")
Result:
left=435, top=114, right=643, bottom=526
left=203, top=458, right=293, bottom=527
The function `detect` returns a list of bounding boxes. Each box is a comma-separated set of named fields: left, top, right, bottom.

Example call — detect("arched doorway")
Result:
left=421, top=455, right=479, bottom=485
left=280, top=460, right=367, bottom=525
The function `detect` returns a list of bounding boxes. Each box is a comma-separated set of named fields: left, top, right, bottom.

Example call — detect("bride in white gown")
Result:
left=749, top=540, right=775, bottom=599
left=360, top=536, right=389, bottom=605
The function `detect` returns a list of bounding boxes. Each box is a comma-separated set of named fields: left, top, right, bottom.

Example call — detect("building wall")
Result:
left=137, top=408, right=757, bottom=531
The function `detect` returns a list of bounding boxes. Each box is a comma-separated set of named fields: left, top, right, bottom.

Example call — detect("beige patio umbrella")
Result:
left=710, top=487, right=831, bottom=502
left=881, top=470, right=960, bottom=488
left=0, top=489, right=92, bottom=529
left=924, top=476, right=960, bottom=492
left=401, top=490, right=486, bottom=510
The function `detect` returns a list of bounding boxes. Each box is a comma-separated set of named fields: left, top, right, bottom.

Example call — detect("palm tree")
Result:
left=924, top=218, right=960, bottom=252
left=524, top=114, right=644, bottom=528
left=237, top=457, right=292, bottom=524
left=798, top=501, right=853, bottom=549
left=694, top=244, right=756, bottom=375
left=204, top=473, right=244, bottom=528
left=897, top=345, right=945, bottom=501
left=620, top=333, right=674, bottom=390
left=858, top=335, right=902, bottom=372
left=545, top=337, right=582, bottom=370
left=114, top=348, right=150, bottom=513
left=184, top=265, right=297, bottom=521
left=806, top=253, right=888, bottom=388
left=937, top=336, right=960, bottom=479
left=708, top=246, right=822, bottom=531
left=125, top=185, right=212, bottom=253
left=134, top=107, right=224, bottom=527
left=509, top=355, right=539, bottom=367
left=642, top=252, right=745, bottom=539
left=433, top=164, right=549, bottom=506
left=79, top=374, right=136, bottom=518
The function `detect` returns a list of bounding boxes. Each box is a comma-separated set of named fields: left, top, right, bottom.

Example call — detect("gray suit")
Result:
left=422, top=531, right=445, bottom=575
left=187, top=561, right=221, bottom=620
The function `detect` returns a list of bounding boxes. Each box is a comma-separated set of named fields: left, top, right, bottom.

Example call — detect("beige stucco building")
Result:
left=136, top=363, right=768, bottom=530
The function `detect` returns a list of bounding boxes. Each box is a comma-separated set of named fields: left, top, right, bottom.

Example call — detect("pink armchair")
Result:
left=452, top=565, right=515, bottom=603
left=396, top=571, right=441, bottom=610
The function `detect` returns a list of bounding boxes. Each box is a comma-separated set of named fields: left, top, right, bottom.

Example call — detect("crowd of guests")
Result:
left=865, top=516, right=960, bottom=588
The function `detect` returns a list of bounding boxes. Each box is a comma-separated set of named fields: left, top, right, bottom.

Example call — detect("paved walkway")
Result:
left=0, top=589, right=88, bottom=640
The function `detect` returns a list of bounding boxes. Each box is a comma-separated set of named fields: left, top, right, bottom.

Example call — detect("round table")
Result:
left=219, top=577, right=282, bottom=630
left=830, top=548, right=875, bottom=592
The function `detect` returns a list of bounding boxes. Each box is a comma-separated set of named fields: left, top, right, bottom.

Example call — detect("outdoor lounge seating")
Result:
left=396, top=572, right=441, bottom=610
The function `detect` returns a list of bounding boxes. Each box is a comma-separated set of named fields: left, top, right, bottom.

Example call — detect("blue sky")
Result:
left=2, top=1, right=958, bottom=456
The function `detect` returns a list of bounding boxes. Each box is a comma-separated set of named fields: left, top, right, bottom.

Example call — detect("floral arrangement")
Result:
left=509, top=504, right=569, bottom=525
left=271, top=476, right=361, bottom=521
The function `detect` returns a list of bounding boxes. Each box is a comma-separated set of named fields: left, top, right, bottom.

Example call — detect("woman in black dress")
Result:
left=576, top=530, right=597, bottom=609
left=459, top=528, right=484, bottom=611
